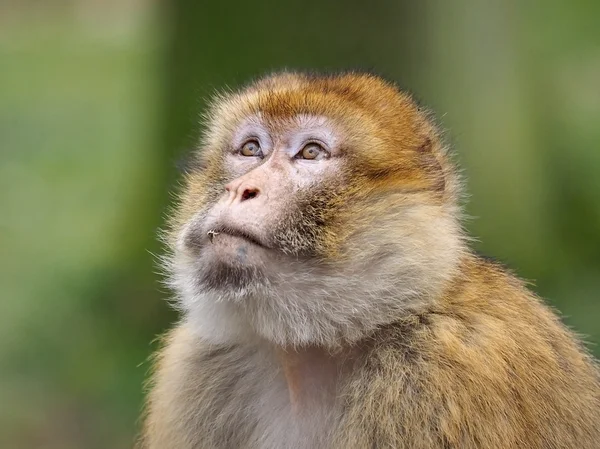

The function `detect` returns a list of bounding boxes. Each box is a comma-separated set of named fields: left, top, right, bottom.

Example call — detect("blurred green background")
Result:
left=1, top=1, right=599, bottom=447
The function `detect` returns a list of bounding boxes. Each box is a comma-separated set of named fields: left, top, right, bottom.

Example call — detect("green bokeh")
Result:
left=1, top=1, right=598, bottom=447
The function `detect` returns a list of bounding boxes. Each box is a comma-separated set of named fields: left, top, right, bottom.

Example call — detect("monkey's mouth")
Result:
left=206, top=226, right=269, bottom=249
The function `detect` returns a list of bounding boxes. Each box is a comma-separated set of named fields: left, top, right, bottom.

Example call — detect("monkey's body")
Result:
left=144, top=255, right=600, bottom=448
left=141, top=72, right=600, bottom=448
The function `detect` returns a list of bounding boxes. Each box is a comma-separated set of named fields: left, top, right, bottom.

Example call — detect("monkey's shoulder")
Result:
left=365, top=256, right=599, bottom=386
left=153, top=324, right=265, bottom=383
left=340, top=261, right=600, bottom=448
left=145, top=327, right=281, bottom=448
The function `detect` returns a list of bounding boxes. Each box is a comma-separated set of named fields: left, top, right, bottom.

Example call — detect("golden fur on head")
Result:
left=166, top=71, right=466, bottom=348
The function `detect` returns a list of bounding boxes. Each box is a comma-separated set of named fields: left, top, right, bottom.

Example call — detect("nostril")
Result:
left=241, top=188, right=259, bottom=201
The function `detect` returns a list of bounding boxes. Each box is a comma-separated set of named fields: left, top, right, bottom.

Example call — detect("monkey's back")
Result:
left=337, top=255, right=600, bottom=449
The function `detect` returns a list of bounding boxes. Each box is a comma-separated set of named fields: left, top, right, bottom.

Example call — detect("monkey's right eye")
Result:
left=240, top=140, right=262, bottom=157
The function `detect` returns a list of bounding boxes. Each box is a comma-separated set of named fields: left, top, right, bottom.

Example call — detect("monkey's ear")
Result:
left=175, top=150, right=207, bottom=174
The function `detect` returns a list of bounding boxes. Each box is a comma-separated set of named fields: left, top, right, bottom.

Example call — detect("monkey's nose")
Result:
left=240, top=187, right=259, bottom=201
left=225, top=181, right=261, bottom=204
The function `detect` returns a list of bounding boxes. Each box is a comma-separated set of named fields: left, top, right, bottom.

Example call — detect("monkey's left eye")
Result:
left=297, top=143, right=326, bottom=160
left=240, top=140, right=262, bottom=157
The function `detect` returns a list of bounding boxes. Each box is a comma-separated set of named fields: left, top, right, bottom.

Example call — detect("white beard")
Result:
left=166, top=203, right=465, bottom=348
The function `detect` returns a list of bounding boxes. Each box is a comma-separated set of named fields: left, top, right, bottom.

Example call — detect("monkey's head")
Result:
left=167, top=72, right=465, bottom=348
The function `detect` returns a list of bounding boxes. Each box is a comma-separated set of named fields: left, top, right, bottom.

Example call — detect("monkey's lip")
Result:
left=208, top=226, right=269, bottom=249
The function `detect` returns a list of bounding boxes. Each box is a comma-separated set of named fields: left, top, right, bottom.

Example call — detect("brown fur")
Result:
left=336, top=257, right=600, bottom=448
left=140, top=72, right=600, bottom=448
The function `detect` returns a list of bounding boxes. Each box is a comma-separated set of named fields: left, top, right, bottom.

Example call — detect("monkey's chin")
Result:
left=196, top=233, right=272, bottom=292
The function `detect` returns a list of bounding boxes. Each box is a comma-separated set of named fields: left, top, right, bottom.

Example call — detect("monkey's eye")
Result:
left=240, top=140, right=262, bottom=157
left=297, top=143, right=325, bottom=160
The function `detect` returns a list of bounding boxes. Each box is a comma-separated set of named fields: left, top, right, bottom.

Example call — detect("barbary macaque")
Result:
left=140, top=72, right=600, bottom=449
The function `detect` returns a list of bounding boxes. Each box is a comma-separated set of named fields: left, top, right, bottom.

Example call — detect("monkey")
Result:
left=139, top=71, right=600, bottom=449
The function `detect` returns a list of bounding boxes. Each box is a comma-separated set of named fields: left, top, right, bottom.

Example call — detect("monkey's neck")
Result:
left=276, top=345, right=354, bottom=414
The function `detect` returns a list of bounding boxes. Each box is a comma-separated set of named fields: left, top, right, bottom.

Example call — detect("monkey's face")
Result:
left=167, top=73, right=464, bottom=347
left=179, top=114, right=349, bottom=293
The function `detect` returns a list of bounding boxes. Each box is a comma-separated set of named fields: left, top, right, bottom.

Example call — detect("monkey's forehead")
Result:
left=197, top=72, right=452, bottom=194
left=205, top=72, right=430, bottom=145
